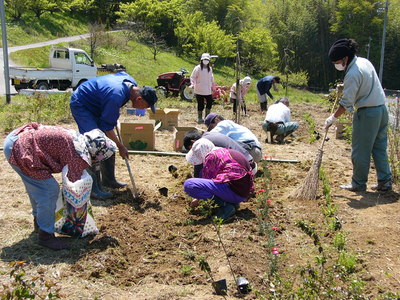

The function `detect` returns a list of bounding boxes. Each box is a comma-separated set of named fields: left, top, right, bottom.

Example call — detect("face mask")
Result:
left=334, top=63, right=345, bottom=71
left=334, top=58, right=346, bottom=71
left=202, top=60, right=209, bottom=65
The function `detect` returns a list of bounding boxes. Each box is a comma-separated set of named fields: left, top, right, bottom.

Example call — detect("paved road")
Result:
left=0, top=31, right=120, bottom=96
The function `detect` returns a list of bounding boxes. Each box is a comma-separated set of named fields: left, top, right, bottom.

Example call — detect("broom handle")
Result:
left=319, top=85, right=342, bottom=151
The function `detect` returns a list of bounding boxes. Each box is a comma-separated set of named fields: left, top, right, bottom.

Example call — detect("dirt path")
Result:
left=0, top=101, right=399, bottom=299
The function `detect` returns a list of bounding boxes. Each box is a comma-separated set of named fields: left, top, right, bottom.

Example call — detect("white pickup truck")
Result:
left=10, top=47, right=97, bottom=91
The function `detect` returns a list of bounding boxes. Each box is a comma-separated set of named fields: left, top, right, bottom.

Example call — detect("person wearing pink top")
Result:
left=190, top=53, right=215, bottom=124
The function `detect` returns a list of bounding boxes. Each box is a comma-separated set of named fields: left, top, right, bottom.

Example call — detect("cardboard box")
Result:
left=147, top=108, right=180, bottom=130
left=119, top=119, right=156, bottom=151
left=173, top=126, right=197, bottom=152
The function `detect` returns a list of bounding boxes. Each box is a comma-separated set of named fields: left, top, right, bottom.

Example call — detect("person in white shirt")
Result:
left=190, top=53, right=215, bottom=124
left=262, top=97, right=299, bottom=143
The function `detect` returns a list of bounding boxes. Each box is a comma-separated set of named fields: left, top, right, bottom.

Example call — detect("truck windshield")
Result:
left=74, top=52, right=92, bottom=65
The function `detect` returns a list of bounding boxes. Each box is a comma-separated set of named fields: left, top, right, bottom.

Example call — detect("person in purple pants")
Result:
left=184, top=139, right=254, bottom=220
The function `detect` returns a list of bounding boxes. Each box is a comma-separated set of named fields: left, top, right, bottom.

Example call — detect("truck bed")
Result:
left=10, top=67, right=73, bottom=80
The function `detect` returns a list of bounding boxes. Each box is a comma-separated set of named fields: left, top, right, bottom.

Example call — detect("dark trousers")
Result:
left=196, top=94, right=213, bottom=111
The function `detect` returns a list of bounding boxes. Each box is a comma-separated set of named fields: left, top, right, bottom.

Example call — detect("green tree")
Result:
left=239, top=27, right=277, bottom=73
left=382, top=0, right=400, bottom=88
left=5, top=0, right=28, bottom=21
left=26, top=0, right=58, bottom=18
left=118, top=0, right=184, bottom=46
left=175, top=11, right=235, bottom=57
left=331, top=0, right=383, bottom=65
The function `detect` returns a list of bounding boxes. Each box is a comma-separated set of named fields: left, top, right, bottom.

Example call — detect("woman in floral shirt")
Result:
left=3, top=123, right=115, bottom=250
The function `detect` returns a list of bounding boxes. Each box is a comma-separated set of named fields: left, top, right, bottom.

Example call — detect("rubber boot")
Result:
left=197, top=111, right=204, bottom=124
left=212, top=196, right=236, bottom=221
left=38, top=230, right=69, bottom=250
left=205, top=108, right=211, bottom=118
left=87, top=164, right=113, bottom=200
left=101, top=154, right=127, bottom=189
left=260, top=102, right=268, bottom=111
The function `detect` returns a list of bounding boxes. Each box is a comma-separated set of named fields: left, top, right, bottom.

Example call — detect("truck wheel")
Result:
left=180, top=83, right=194, bottom=101
left=36, top=81, right=49, bottom=90
left=73, top=79, right=87, bottom=91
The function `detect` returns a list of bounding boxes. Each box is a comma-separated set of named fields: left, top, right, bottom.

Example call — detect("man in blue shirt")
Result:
left=70, top=71, right=158, bottom=199
left=256, top=75, right=280, bottom=111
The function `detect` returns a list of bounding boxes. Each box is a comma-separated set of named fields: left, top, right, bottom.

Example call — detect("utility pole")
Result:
left=0, top=0, right=11, bottom=103
left=378, top=0, right=389, bottom=84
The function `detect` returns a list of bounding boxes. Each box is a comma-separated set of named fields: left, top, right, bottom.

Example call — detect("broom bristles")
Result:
left=290, top=149, right=323, bottom=200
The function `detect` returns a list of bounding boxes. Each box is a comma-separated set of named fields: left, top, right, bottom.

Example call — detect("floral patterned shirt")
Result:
left=202, top=148, right=254, bottom=197
left=9, top=123, right=89, bottom=182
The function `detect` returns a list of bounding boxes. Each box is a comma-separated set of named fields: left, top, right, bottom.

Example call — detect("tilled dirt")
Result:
left=0, top=101, right=399, bottom=299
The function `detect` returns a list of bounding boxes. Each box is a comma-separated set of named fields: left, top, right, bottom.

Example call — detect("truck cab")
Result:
left=50, top=47, right=97, bottom=88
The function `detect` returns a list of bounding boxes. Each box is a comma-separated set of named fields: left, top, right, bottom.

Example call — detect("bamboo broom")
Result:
left=290, top=85, right=342, bottom=200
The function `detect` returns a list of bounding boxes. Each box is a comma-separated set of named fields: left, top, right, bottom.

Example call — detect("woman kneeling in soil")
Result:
left=3, top=122, right=116, bottom=250
left=184, top=139, right=254, bottom=220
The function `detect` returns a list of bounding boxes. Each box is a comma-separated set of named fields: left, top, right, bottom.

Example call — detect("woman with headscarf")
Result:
left=325, top=38, right=392, bottom=192
left=184, top=139, right=254, bottom=220
left=190, top=53, right=216, bottom=124
left=3, top=123, right=116, bottom=250
left=230, top=76, right=252, bottom=116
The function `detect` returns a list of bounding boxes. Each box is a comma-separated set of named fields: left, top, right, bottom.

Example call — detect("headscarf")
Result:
left=70, top=129, right=116, bottom=166
left=328, top=38, right=357, bottom=62
left=186, top=138, right=216, bottom=165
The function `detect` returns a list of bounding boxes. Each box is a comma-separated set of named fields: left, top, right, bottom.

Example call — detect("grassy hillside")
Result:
left=0, top=13, right=89, bottom=47
left=9, top=31, right=325, bottom=106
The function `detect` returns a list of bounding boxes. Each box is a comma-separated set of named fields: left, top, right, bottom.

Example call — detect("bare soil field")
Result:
left=1, top=100, right=399, bottom=299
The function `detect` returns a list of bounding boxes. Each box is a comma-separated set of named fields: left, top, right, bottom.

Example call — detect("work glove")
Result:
left=325, top=114, right=337, bottom=130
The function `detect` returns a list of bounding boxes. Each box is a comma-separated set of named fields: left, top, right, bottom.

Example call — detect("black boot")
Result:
left=101, top=154, right=127, bottom=189
left=87, top=164, right=113, bottom=200
left=38, top=230, right=69, bottom=250
left=260, top=102, right=268, bottom=111
left=197, top=111, right=204, bottom=124
left=33, top=216, right=39, bottom=232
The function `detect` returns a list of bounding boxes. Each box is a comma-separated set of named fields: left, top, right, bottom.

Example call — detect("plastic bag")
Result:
left=55, top=165, right=99, bottom=237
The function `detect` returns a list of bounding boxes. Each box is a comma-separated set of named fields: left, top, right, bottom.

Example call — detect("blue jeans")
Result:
left=184, top=178, right=245, bottom=204
left=3, top=131, right=59, bottom=233
left=352, top=105, right=392, bottom=188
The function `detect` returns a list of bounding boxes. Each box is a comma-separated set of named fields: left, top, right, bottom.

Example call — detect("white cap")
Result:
left=201, top=53, right=211, bottom=61
left=243, top=76, right=251, bottom=84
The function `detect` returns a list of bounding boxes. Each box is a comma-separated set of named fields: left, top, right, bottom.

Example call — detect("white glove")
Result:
left=325, top=114, right=337, bottom=130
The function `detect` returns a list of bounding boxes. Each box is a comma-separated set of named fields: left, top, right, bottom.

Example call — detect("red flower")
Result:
left=267, top=200, right=272, bottom=206
left=272, top=226, right=280, bottom=231
left=258, top=189, right=266, bottom=193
